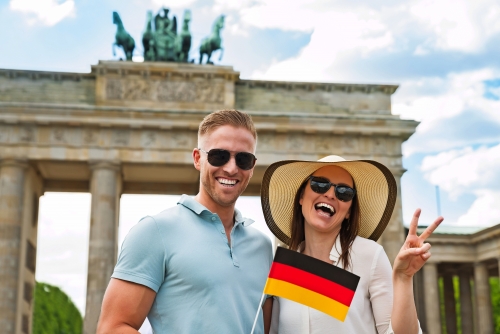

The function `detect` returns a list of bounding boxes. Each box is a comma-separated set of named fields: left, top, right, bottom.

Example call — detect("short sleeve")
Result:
left=112, top=216, right=166, bottom=292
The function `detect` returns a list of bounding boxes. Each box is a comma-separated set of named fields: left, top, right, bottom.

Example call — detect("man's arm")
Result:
left=263, top=297, right=273, bottom=334
left=97, top=278, right=156, bottom=334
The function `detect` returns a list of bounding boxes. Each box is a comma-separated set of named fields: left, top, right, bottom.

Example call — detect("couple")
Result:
left=97, top=109, right=443, bottom=334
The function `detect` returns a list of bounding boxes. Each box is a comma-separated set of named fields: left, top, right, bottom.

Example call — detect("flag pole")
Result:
left=250, top=292, right=266, bottom=334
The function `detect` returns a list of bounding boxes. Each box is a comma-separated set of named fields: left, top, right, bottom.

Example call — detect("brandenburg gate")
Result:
left=0, top=61, right=418, bottom=333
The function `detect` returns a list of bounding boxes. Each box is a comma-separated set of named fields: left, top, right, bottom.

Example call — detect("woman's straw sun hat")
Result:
left=260, top=155, right=397, bottom=245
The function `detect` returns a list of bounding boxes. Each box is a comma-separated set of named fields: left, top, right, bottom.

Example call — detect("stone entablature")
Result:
left=236, top=79, right=397, bottom=115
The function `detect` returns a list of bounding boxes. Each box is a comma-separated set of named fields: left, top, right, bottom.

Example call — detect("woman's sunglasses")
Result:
left=308, top=176, right=356, bottom=202
left=198, top=148, right=257, bottom=170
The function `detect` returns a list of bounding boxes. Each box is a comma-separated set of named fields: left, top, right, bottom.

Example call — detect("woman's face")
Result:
left=300, top=165, right=354, bottom=236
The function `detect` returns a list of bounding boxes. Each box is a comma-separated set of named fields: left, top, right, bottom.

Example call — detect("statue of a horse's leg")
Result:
left=219, top=47, right=224, bottom=61
left=112, top=43, right=117, bottom=56
left=206, top=50, right=213, bottom=64
left=199, top=52, right=204, bottom=64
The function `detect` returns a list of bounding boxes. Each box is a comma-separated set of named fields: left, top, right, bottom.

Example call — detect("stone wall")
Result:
left=0, top=71, right=95, bottom=105
left=235, top=80, right=396, bottom=115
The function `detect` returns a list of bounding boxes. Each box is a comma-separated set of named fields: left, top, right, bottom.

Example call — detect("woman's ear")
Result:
left=299, top=188, right=305, bottom=205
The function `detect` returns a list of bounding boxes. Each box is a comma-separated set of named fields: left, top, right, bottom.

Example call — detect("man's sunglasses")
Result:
left=198, top=148, right=257, bottom=171
left=308, top=176, right=356, bottom=202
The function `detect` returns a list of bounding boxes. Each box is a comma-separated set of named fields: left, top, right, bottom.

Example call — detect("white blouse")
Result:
left=270, top=236, right=422, bottom=334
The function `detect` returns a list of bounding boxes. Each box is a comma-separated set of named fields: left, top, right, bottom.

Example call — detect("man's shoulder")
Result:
left=150, top=203, right=193, bottom=225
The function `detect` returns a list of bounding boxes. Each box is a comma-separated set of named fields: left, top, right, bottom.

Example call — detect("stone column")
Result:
left=474, top=262, right=493, bottom=334
left=84, top=162, right=121, bottom=334
left=459, top=271, right=474, bottom=334
left=443, top=272, right=457, bottom=334
left=0, top=160, right=27, bottom=334
left=380, top=168, right=405, bottom=264
left=423, top=262, right=441, bottom=334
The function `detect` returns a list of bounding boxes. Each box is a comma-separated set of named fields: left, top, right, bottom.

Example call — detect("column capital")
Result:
left=0, top=159, right=29, bottom=170
left=88, top=160, right=121, bottom=172
left=388, top=167, right=406, bottom=177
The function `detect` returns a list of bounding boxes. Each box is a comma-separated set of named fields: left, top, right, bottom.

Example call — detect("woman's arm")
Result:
left=391, top=209, right=443, bottom=334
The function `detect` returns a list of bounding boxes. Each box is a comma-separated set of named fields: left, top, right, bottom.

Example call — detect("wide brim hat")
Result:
left=261, top=155, right=397, bottom=244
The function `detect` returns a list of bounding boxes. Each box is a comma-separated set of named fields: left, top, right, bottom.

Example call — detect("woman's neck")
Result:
left=302, top=226, right=340, bottom=264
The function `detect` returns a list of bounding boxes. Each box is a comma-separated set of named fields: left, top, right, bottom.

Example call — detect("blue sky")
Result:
left=4, top=0, right=500, bottom=320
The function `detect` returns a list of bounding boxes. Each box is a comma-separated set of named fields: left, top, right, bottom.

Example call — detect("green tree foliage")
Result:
left=491, top=277, right=500, bottom=334
left=33, top=282, right=82, bottom=334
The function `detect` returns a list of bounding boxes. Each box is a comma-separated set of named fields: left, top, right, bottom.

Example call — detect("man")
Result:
left=97, top=109, right=273, bottom=334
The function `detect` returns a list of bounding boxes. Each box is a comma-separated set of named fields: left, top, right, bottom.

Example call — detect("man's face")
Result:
left=194, top=125, right=256, bottom=208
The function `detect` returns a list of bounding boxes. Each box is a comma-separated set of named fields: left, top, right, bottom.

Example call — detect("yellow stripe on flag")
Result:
left=264, top=278, right=350, bottom=321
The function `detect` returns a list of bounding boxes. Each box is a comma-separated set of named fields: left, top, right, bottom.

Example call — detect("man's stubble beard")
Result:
left=201, top=175, right=250, bottom=208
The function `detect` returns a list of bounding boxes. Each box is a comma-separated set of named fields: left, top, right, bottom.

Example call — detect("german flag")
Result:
left=264, top=247, right=360, bottom=322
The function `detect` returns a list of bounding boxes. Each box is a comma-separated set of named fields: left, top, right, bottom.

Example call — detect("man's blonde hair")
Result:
left=198, top=109, right=257, bottom=145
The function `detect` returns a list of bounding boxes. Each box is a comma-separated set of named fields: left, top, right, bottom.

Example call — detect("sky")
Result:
left=3, top=0, right=500, bottom=327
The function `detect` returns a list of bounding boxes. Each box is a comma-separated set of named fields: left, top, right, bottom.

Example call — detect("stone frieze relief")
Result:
left=105, top=78, right=225, bottom=103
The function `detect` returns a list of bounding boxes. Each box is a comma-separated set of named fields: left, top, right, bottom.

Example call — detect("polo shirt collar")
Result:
left=177, top=194, right=255, bottom=227
left=178, top=194, right=209, bottom=215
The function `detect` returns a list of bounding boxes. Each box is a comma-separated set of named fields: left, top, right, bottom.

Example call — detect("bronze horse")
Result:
left=112, top=12, right=135, bottom=61
left=199, top=15, right=224, bottom=64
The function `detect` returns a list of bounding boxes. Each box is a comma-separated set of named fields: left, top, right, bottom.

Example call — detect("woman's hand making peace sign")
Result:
left=393, top=208, right=444, bottom=280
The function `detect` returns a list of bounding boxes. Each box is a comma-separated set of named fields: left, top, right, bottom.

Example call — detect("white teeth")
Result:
left=315, top=203, right=335, bottom=215
left=218, top=178, right=237, bottom=185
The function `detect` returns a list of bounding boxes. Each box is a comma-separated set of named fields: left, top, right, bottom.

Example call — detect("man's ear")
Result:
left=193, top=148, right=201, bottom=171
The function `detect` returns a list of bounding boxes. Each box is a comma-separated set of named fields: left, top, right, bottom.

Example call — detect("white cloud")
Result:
left=421, top=144, right=500, bottom=198
left=455, top=190, right=500, bottom=226
left=410, top=0, right=500, bottom=53
left=10, top=0, right=75, bottom=26
left=420, top=144, right=500, bottom=227
left=394, top=69, right=500, bottom=156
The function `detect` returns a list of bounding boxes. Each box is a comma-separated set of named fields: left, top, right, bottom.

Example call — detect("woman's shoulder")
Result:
left=352, top=235, right=385, bottom=254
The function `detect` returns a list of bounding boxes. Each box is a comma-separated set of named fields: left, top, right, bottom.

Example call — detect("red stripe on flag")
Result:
left=268, top=262, right=356, bottom=307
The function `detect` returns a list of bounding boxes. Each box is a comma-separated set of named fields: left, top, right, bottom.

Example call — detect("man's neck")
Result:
left=194, top=193, right=235, bottom=230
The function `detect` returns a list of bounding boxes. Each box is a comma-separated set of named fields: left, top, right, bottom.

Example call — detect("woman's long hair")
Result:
left=288, top=177, right=361, bottom=270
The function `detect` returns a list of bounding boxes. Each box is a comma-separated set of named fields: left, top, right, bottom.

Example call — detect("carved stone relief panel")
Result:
left=287, top=133, right=305, bottom=152
left=123, top=79, right=151, bottom=100
left=112, top=130, right=131, bottom=147
left=83, top=128, right=100, bottom=146
left=0, top=125, right=10, bottom=143
left=106, top=79, right=123, bottom=100
left=104, top=77, right=225, bottom=104
left=372, top=137, right=386, bottom=154
left=51, top=127, right=67, bottom=144
left=168, top=131, right=196, bottom=150
left=141, top=131, right=158, bottom=148
left=157, top=82, right=196, bottom=102
left=341, top=136, right=359, bottom=154
left=257, top=133, right=275, bottom=152
left=315, top=135, right=332, bottom=153
left=19, top=126, right=36, bottom=143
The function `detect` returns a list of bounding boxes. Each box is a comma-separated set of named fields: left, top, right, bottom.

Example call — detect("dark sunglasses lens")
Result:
left=235, top=152, right=256, bottom=170
left=310, top=178, right=330, bottom=194
left=207, top=149, right=230, bottom=166
left=336, top=186, right=355, bottom=202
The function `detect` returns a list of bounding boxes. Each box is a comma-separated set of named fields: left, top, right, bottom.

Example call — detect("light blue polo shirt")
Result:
left=112, top=195, right=273, bottom=334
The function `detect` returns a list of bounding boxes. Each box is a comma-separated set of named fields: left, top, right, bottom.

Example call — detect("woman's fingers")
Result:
left=407, top=209, right=421, bottom=237
left=418, top=216, right=444, bottom=241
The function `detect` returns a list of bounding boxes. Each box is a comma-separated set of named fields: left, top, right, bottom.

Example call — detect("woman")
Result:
left=260, top=155, right=443, bottom=334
